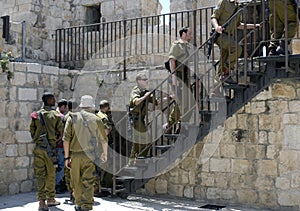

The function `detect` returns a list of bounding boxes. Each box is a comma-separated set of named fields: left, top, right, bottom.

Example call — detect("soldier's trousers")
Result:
left=71, top=152, right=95, bottom=210
left=269, top=0, right=297, bottom=47
left=33, top=148, right=56, bottom=201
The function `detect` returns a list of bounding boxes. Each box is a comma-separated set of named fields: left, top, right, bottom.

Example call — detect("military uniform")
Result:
left=30, top=106, right=63, bottom=204
left=211, top=0, right=242, bottom=77
left=168, top=39, right=194, bottom=126
left=63, top=110, right=107, bottom=210
left=129, top=86, right=156, bottom=159
left=269, top=0, right=297, bottom=52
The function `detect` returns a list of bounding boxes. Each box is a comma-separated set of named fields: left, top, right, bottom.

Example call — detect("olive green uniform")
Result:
left=63, top=110, right=108, bottom=210
left=30, top=106, right=63, bottom=202
left=269, top=0, right=297, bottom=48
left=168, top=39, right=194, bottom=126
left=129, top=86, right=156, bottom=158
left=211, top=0, right=242, bottom=77
left=96, top=111, right=113, bottom=188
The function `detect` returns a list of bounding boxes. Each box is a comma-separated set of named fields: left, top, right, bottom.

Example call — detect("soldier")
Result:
left=30, top=92, right=63, bottom=211
left=63, top=95, right=108, bottom=211
left=129, top=73, right=158, bottom=165
left=211, top=0, right=260, bottom=84
left=268, top=0, right=298, bottom=55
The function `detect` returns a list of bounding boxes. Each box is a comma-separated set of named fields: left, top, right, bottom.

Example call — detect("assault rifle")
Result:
left=38, top=112, right=58, bottom=167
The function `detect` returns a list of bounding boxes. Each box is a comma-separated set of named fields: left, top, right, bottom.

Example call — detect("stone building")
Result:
left=1, top=0, right=300, bottom=210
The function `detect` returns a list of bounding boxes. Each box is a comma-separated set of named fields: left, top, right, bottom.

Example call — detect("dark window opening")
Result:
left=85, top=4, right=101, bottom=31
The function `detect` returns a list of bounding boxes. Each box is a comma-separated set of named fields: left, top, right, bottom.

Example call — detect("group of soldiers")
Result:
left=30, top=93, right=113, bottom=211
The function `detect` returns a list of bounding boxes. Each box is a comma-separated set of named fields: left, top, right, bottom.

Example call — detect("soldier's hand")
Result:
left=65, top=159, right=71, bottom=169
left=101, top=152, right=107, bottom=163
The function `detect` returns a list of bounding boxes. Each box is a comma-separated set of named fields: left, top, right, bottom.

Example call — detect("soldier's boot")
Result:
left=268, top=46, right=278, bottom=56
left=220, top=68, right=237, bottom=84
left=38, top=200, right=49, bottom=211
left=276, top=40, right=290, bottom=55
left=46, top=198, right=60, bottom=207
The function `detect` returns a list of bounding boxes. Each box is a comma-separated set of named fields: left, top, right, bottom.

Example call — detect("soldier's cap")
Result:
left=42, top=92, right=54, bottom=102
left=99, top=100, right=110, bottom=108
left=58, top=99, right=68, bottom=107
left=79, top=95, right=95, bottom=108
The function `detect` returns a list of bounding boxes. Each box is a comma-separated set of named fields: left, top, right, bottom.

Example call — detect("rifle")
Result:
left=38, top=112, right=58, bottom=167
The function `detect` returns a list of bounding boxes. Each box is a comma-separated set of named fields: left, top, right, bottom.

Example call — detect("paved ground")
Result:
left=0, top=191, right=270, bottom=211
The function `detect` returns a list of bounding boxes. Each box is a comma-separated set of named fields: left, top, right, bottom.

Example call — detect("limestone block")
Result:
left=269, top=131, right=283, bottom=145
left=167, top=183, right=184, bottom=197
left=224, top=115, right=237, bottom=130
left=18, top=88, right=37, bottom=101
left=258, top=131, right=268, bottom=144
left=235, top=143, right=246, bottom=158
left=206, top=187, right=221, bottom=199
left=0, top=88, right=8, bottom=101
left=275, top=177, right=290, bottom=190
left=214, top=173, right=228, bottom=188
left=257, top=160, right=277, bottom=176
left=42, top=65, right=59, bottom=75
left=0, top=117, right=8, bottom=129
left=278, top=150, right=300, bottom=175
left=210, top=158, right=231, bottom=173
left=258, top=191, right=278, bottom=208
left=289, top=101, right=300, bottom=112
left=193, top=186, right=206, bottom=200
left=283, top=113, right=298, bottom=125
left=8, top=183, right=19, bottom=195
left=249, top=101, right=266, bottom=114
left=278, top=190, right=300, bottom=206
left=258, top=114, right=272, bottom=131
left=267, top=100, right=288, bottom=113
left=15, top=131, right=32, bottom=143
left=246, top=145, right=266, bottom=160
left=181, top=157, right=199, bottom=171
left=266, top=145, right=277, bottom=159
left=9, top=86, right=17, bottom=101
left=254, top=176, right=275, bottom=191
left=220, top=144, right=236, bottom=158
left=28, top=143, right=35, bottom=155
left=16, top=156, right=30, bottom=168
left=200, top=172, right=214, bottom=186
left=0, top=129, right=15, bottom=144
left=145, top=178, right=155, bottom=195
left=231, top=159, right=250, bottom=174
left=291, top=173, right=300, bottom=188
left=27, top=63, right=42, bottom=73
left=283, top=125, right=300, bottom=150
left=237, top=189, right=258, bottom=204
left=20, top=180, right=33, bottom=193
left=254, top=89, right=272, bottom=101
left=12, top=169, right=28, bottom=181
left=13, top=62, right=27, bottom=72
left=169, top=169, right=189, bottom=184
left=236, top=114, right=248, bottom=130
left=18, top=144, right=27, bottom=156
left=18, top=4, right=33, bottom=13
left=183, top=186, right=194, bottom=198
left=272, top=83, right=296, bottom=99
left=11, top=72, right=26, bottom=86
left=188, top=171, right=196, bottom=185
left=220, top=189, right=236, bottom=201
left=0, top=183, right=7, bottom=195
left=6, top=144, right=18, bottom=156
left=155, top=178, right=167, bottom=194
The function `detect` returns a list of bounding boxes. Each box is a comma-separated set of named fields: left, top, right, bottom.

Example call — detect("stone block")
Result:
left=220, top=189, right=236, bottom=201
left=9, top=183, right=19, bottom=195
left=266, top=145, right=276, bottom=159
left=283, top=125, right=300, bottom=150
left=237, top=189, right=258, bottom=204
left=9, top=86, right=17, bottom=101
left=210, top=158, right=231, bottom=173
left=155, top=178, right=167, bottom=194
left=206, top=187, right=221, bottom=199
left=231, top=159, right=250, bottom=174
left=224, top=115, right=237, bottom=129
left=0, top=117, right=8, bottom=129
left=258, top=191, right=278, bottom=208
left=26, top=73, right=39, bottom=86
left=214, top=173, right=228, bottom=188
left=168, top=183, right=184, bottom=197
left=0, top=183, right=7, bottom=195
left=18, top=144, right=27, bottom=156
left=18, top=88, right=37, bottom=101
left=276, top=177, right=290, bottom=190
left=220, top=144, right=236, bottom=158
left=15, top=131, right=32, bottom=143
left=291, top=173, right=300, bottom=188
left=250, top=101, right=266, bottom=114
left=283, top=113, right=298, bottom=124
left=11, top=72, right=26, bottom=86
left=169, top=169, right=189, bottom=184
left=200, top=172, right=214, bottom=186
left=20, top=180, right=33, bottom=193
left=6, top=144, right=18, bottom=156
left=14, top=62, right=27, bottom=72
left=27, top=63, right=42, bottom=73
left=16, top=156, right=30, bottom=168
left=255, top=176, right=274, bottom=191
left=12, top=169, right=27, bottom=181
left=278, top=190, right=300, bottom=206
left=257, top=160, right=277, bottom=176
left=278, top=150, right=300, bottom=175
left=259, top=114, right=272, bottom=130
left=145, top=178, right=155, bottom=195
left=272, top=83, right=296, bottom=99
left=183, top=186, right=194, bottom=198
left=42, top=65, right=59, bottom=75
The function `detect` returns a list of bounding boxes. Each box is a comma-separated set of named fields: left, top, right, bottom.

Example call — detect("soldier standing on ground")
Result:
left=30, top=92, right=63, bottom=211
left=63, top=95, right=108, bottom=211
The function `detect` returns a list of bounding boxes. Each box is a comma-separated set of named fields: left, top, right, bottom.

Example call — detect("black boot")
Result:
left=276, top=40, right=290, bottom=55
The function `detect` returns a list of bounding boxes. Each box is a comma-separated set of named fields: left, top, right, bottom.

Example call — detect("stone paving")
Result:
left=0, top=191, right=270, bottom=211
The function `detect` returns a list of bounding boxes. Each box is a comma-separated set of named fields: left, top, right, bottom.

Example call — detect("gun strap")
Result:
left=38, top=111, right=54, bottom=148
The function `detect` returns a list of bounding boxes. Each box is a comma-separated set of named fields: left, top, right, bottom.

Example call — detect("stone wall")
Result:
left=145, top=79, right=300, bottom=210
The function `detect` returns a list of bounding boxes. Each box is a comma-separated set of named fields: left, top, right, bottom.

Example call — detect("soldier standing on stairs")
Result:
left=164, top=26, right=194, bottom=134
left=211, top=0, right=261, bottom=85
left=268, top=0, right=298, bottom=55
left=129, top=73, right=158, bottom=165
left=30, top=92, right=63, bottom=211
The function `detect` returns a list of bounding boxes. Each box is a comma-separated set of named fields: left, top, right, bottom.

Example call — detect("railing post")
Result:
left=21, top=21, right=26, bottom=61
left=123, top=19, right=127, bottom=80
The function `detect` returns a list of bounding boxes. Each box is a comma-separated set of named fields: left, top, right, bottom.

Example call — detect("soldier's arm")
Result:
left=29, top=111, right=38, bottom=138
left=63, top=116, right=72, bottom=168
left=97, top=119, right=108, bottom=162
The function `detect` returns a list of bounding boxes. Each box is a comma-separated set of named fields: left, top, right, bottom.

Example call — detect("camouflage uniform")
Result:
left=211, top=0, right=242, bottom=77
left=30, top=106, right=63, bottom=203
left=63, top=110, right=107, bottom=210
